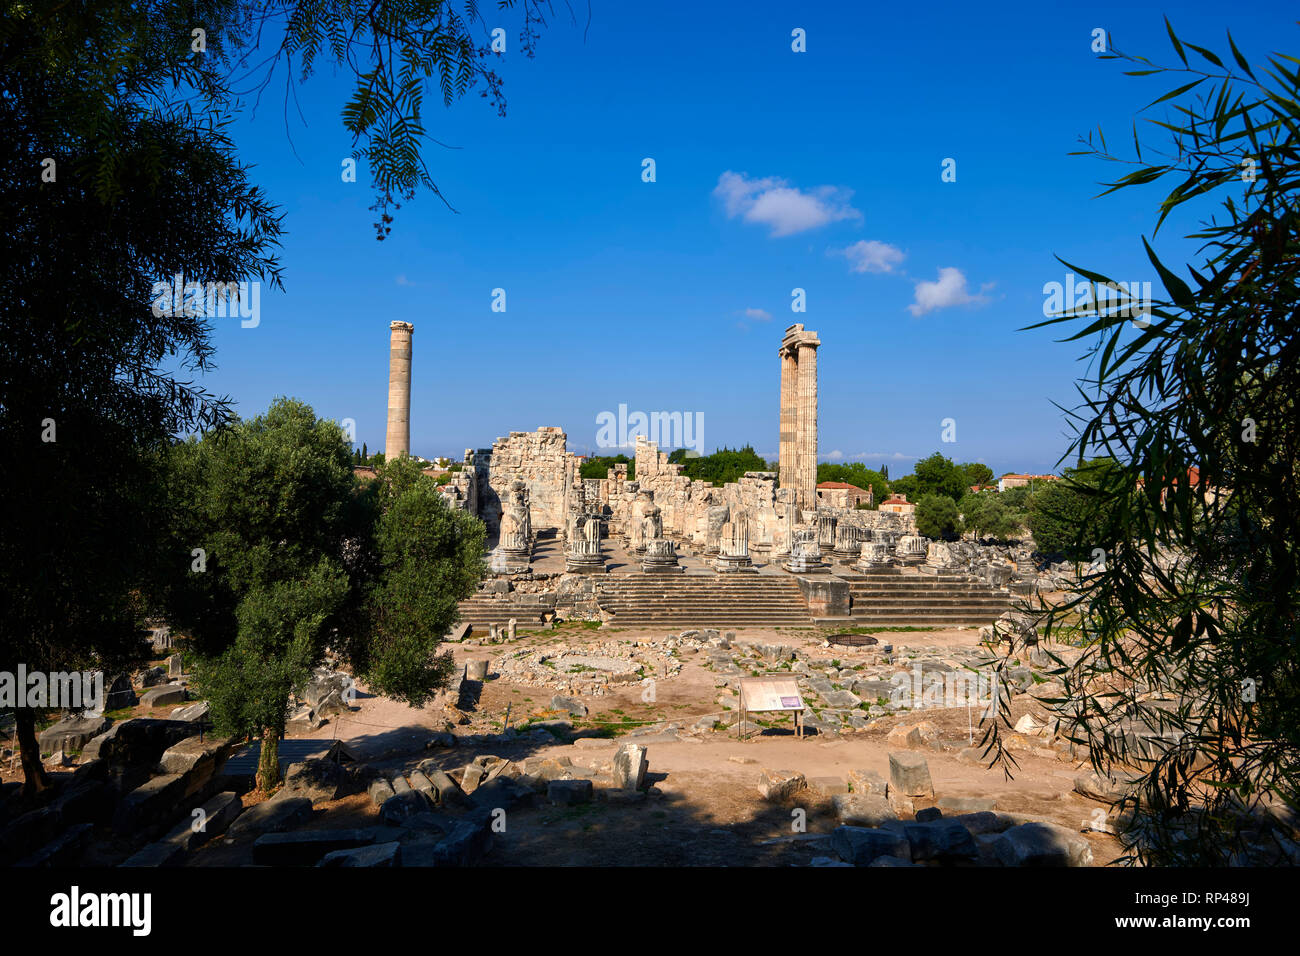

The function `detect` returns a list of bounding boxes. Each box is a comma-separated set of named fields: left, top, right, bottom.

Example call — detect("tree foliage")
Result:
left=342, top=456, right=486, bottom=706
left=580, top=454, right=633, bottom=481
left=1, top=0, right=568, bottom=240
left=0, top=5, right=283, bottom=794
left=989, top=24, right=1300, bottom=864
left=907, top=452, right=969, bottom=503
left=817, top=462, right=890, bottom=501
left=672, top=446, right=768, bottom=486
left=915, top=494, right=961, bottom=540
left=1025, top=460, right=1125, bottom=559
left=959, top=491, right=1024, bottom=542
left=157, top=400, right=486, bottom=789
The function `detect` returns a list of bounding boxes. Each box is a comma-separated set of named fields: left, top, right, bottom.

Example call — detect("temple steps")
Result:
left=843, top=573, right=1012, bottom=626
left=594, top=574, right=814, bottom=627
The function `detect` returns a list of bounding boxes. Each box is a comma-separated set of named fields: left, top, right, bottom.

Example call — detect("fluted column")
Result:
left=779, top=347, right=798, bottom=488
left=796, top=340, right=819, bottom=510
left=385, top=321, right=414, bottom=458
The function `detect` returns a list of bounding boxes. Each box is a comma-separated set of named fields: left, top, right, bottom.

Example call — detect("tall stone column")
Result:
left=779, top=347, right=798, bottom=489
left=796, top=340, right=818, bottom=510
left=385, top=321, right=414, bottom=458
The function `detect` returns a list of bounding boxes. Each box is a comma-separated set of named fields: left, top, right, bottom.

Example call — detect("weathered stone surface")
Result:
left=551, top=694, right=589, bottom=717
left=547, top=779, right=593, bottom=805
left=887, top=720, right=940, bottom=750
left=253, top=828, right=376, bottom=866
left=888, top=751, right=934, bottom=797
left=226, top=793, right=313, bottom=839
left=407, top=770, right=435, bottom=796
left=379, top=790, right=431, bottom=825
left=915, top=806, right=943, bottom=823
left=994, top=822, right=1094, bottom=867
left=902, top=820, right=979, bottom=863
left=517, top=757, right=572, bottom=791
left=808, top=775, right=849, bottom=797
left=1074, top=771, right=1124, bottom=802
left=426, top=815, right=493, bottom=866
left=470, top=776, right=532, bottom=811
left=938, top=795, right=997, bottom=813
left=140, top=684, right=187, bottom=709
left=303, top=668, right=352, bottom=710
left=847, top=768, right=888, bottom=796
left=831, top=794, right=898, bottom=828
left=949, top=811, right=1008, bottom=836
left=419, top=766, right=470, bottom=808
left=465, top=659, right=488, bottom=681
left=282, top=757, right=345, bottom=805
left=612, top=743, right=648, bottom=790
left=38, top=714, right=110, bottom=753
left=112, top=772, right=186, bottom=834
left=166, top=653, right=183, bottom=678
left=168, top=701, right=210, bottom=724
left=104, top=673, right=137, bottom=710
left=157, top=733, right=235, bottom=778
left=368, top=778, right=395, bottom=806
left=318, top=841, right=401, bottom=867
left=757, top=768, right=806, bottom=803
left=159, top=791, right=242, bottom=851
left=830, top=826, right=911, bottom=865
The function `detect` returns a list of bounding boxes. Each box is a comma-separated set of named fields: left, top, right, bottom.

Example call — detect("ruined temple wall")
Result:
left=605, top=439, right=779, bottom=547
left=478, top=427, right=575, bottom=535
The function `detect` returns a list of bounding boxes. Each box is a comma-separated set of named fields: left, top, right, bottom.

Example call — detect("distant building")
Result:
left=878, top=493, right=915, bottom=516
left=1137, top=466, right=1226, bottom=507
left=998, top=473, right=1060, bottom=493
left=817, top=481, right=873, bottom=508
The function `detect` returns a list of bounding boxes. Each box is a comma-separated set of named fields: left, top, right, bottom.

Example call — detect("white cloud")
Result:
left=852, top=451, right=917, bottom=462
left=836, top=239, right=905, bottom=274
left=826, top=449, right=844, bottom=461
left=743, top=307, right=772, bottom=322
left=714, top=171, right=861, bottom=237
left=395, top=274, right=415, bottom=286
left=907, top=267, right=989, bottom=317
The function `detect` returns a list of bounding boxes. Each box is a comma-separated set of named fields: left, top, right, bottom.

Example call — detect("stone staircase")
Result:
left=455, top=592, right=553, bottom=628
left=593, top=573, right=814, bottom=628
left=841, top=570, right=1012, bottom=626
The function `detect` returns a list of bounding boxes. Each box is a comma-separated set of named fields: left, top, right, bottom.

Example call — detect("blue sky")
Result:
left=188, top=0, right=1295, bottom=477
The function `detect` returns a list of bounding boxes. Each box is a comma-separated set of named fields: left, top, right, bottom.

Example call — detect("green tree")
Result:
left=159, top=399, right=357, bottom=791
left=960, top=462, right=995, bottom=489
left=4, top=0, right=565, bottom=240
left=341, top=456, right=485, bottom=705
left=915, top=494, right=962, bottom=540
left=581, top=454, right=634, bottom=480
left=817, top=463, right=890, bottom=501
left=159, top=402, right=486, bottom=790
left=959, top=492, right=1022, bottom=541
left=0, top=15, right=282, bottom=794
left=1000, top=24, right=1300, bottom=864
left=912, top=452, right=968, bottom=502
left=1025, top=460, right=1124, bottom=560
left=675, top=446, right=768, bottom=486
left=890, top=474, right=918, bottom=501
